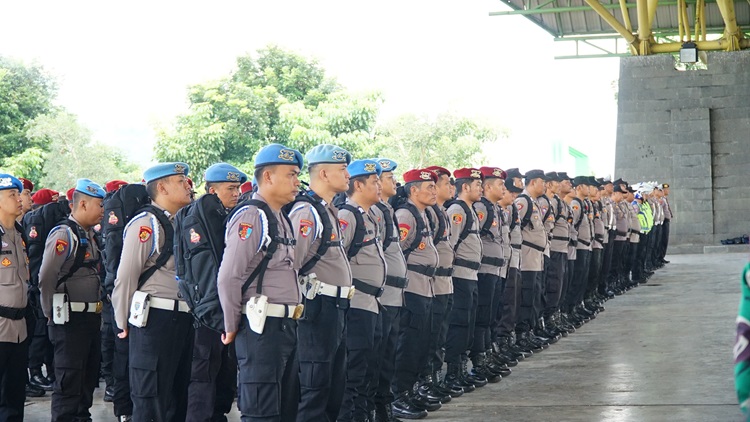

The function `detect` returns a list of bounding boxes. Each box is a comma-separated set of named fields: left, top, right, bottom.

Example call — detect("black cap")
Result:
left=587, top=176, right=601, bottom=187
left=627, top=186, right=636, bottom=193
left=613, top=178, right=624, bottom=186
left=545, top=171, right=559, bottom=182
left=524, top=169, right=548, bottom=181
left=613, top=184, right=625, bottom=193
left=506, top=168, right=524, bottom=179
left=572, top=176, right=589, bottom=187
left=504, top=177, right=523, bottom=193
left=557, top=172, right=571, bottom=182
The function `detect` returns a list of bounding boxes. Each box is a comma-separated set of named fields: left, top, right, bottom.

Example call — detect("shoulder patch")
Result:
left=108, top=211, right=119, bottom=225
left=300, top=219, right=313, bottom=238
left=477, top=211, right=485, bottom=221
left=29, top=226, right=38, bottom=239
left=138, top=226, right=152, bottom=243
left=190, top=228, right=201, bottom=244
left=238, top=223, right=253, bottom=240
left=452, top=214, right=463, bottom=225
left=55, top=239, right=68, bottom=255
left=516, top=202, right=524, bottom=211
left=398, top=223, right=411, bottom=241
left=339, top=219, right=349, bottom=231
left=572, top=205, right=579, bottom=210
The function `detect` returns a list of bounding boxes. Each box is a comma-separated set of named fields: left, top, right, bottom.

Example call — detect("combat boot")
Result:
left=462, top=355, right=488, bottom=387
left=391, top=391, right=427, bottom=420
left=410, top=383, right=441, bottom=412
left=491, top=341, right=518, bottom=367
left=416, top=373, right=450, bottom=404
left=29, top=368, right=53, bottom=391
left=470, top=353, right=501, bottom=383
left=444, top=362, right=475, bottom=393
left=433, top=367, right=463, bottom=398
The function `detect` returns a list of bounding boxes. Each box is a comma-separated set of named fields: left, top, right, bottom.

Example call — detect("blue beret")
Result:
left=348, top=159, right=382, bottom=179
left=0, top=174, right=23, bottom=192
left=205, top=163, right=247, bottom=184
left=254, top=144, right=303, bottom=169
left=306, top=144, right=352, bottom=166
left=74, top=178, right=106, bottom=199
left=144, top=162, right=190, bottom=184
left=375, top=158, right=397, bottom=173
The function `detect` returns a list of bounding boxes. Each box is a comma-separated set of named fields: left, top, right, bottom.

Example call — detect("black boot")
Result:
left=470, top=353, right=501, bottom=383
left=433, top=368, right=463, bottom=398
left=462, top=355, right=487, bottom=388
left=25, top=382, right=45, bottom=398
left=444, top=362, right=475, bottom=393
left=29, top=368, right=53, bottom=391
left=409, top=383, right=441, bottom=412
left=391, top=392, right=428, bottom=420
left=416, top=374, right=449, bottom=404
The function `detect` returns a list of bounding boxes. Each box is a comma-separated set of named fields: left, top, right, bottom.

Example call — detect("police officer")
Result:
left=18, top=178, right=34, bottom=219
left=557, top=173, right=579, bottom=332
left=586, top=178, right=605, bottom=313
left=31, top=188, right=59, bottom=209
left=391, top=168, right=441, bottom=419
left=187, top=163, right=246, bottom=422
left=0, top=174, right=29, bottom=422
left=541, top=172, right=569, bottom=337
left=217, top=145, right=303, bottom=422
left=38, top=178, right=106, bottom=422
left=610, top=184, right=629, bottom=294
left=338, top=159, right=387, bottom=422
left=369, top=159, right=412, bottom=421
left=626, top=186, right=644, bottom=287
left=564, top=176, right=594, bottom=325
left=443, top=168, right=486, bottom=390
left=659, top=183, right=672, bottom=264
left=112, top=162, right=194, bottom=421
left=288, top=144, right=353, bottom=422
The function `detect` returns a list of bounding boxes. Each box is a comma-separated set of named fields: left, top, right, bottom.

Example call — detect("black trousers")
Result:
left=27, top=288, right=54, bottom=373
left=612, top=241, right=627, bottom=282
left=236, top=317, right=298, bottom=422
left=393, top=293, right=431, bottom=394
left=586, top=249, right=603, bottom=299
left=517, top=271, right=542, bottom=333
left=296, top=295, right=348, bottom=422
left=129, top=308, right=194, bottom=422
left=629, top=241, right=641, bottom=281
left=566, top=250, right=591, bottom=311
left=339, top=308, right=381, bottom=422
left=444, top=277, right=478, bottom=365
left=497, top=268, right=520, bottom=339
left=112, top=306, right=133, bottom=417
left=49, top=312, right=101, bottom=422
left=0, top=339, right=28, bottom=422
left=489, top=276, right=506, bottom=345
left=544, top=252, right=566, bottom=318
left=660, top=220, right=671, bottom=260
left=187, top=325, right=238, bottom=422
left=471, top=273, right=498, bottom=356
left=101, top=301, right=115, bottom=385
left=601, top=231, right=616, bottom=292
left=373, top=305, right=401, bottom=407
left=425, top=294, right=451, bottom=374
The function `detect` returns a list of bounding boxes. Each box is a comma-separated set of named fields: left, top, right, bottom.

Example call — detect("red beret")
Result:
left=66, top=188, right=75, bottom=201
left=32, top=188, right=59, bottom=205
left=105, top=180, right=128, bottom=192
left=186, top=177, right=194, bottom=188
left=480, top=167, right=506, bottom=180
left=240, top=181, right=253, bottom=194
left=453, top=168, right=483, bottom=181
left=403, top=169, right=438, bottom=184
left=19, top=178, right=34, bottom=191
left=425, top=166, right=451, bottom=177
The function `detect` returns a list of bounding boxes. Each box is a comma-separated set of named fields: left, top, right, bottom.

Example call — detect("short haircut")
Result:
left=205, top=182, right=215, bottom=194
left=455, top=179, right=471, bottom=197
left=71, top=191, right=83, bottom=210
left=346, top=175, right=369, bottom=197
left=404, top=181, right=421, bottom=198
left=146, top=180, right=159, bottom=199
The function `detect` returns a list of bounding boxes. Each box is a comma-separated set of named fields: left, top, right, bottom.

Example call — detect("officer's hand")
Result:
left=118, top=328, right=128, bottom=339
left=222, top=331, right=236, bottom=345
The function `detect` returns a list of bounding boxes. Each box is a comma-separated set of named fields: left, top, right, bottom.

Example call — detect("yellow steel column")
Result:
left=636, top=0, right=652, bottom=54
left=584, top=0, right=640, bottom=53
left=619, top=0, right=634, bottom=31
left=647, top=0, right=659, bottom=33
left=716, top=0, right=742, bottom=50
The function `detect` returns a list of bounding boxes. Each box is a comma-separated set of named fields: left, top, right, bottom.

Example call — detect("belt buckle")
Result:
left=292, top=304, right=304, bottom=320
left=95, top=301, right=103, bottom=314
left=347, top=286, right=356, bottom=300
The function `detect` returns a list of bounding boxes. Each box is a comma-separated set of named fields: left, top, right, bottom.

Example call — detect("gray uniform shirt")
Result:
left=515, top=192, right=547, bottom=272
left=288, top=195, right=352, bottom=286
left=614, top=201, right=630, bottom=241
left=592, top=202, right=605, bottom=250
left=339, top=199, right=386, bottom=314
left=663, top=197, right=673, bottom=220
left=565, top=199, right=578, bottom=261
left=112, top=203, right=181, bottom=331
left=396, top=200, right=438, bottom=299
left=474, top=199, right=503, bottom=276
left=571, top=198, right=592, bottom=251
left=373, top=201, right=406, bottom=307
left=0, top=223, right=28, bottom=343
left=548, top=195, right=569, bottom=254
left=39, top=216, right=101, bottom=318
left=426, top=204, right=453, bottom=295
left=507, top=204, right=522, bottom=270
left=217, top=193, right=300, bottom=334
left=447, top=200, right=482, bottom=280
left=499, top=206, right=511, bottom=279
left=628, top=202, right=641, bottom=243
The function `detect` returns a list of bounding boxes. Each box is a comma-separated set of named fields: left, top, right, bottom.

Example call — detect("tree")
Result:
left=0, top=57, right=58, bottom=158
left=25, top=113, right=140, bottom=191
left=155, top=46, right=380, bottom=185
left=371, top=113, right=502, bottom=172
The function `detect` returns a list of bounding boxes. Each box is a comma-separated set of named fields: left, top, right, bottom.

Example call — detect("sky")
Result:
left=0, top=0, right=620, bottom=177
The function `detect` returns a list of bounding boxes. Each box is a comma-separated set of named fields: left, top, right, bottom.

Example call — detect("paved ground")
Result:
left=24, top=253, right=747, bottom=421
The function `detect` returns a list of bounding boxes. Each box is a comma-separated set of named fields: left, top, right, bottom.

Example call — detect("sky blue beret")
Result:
left=205, top=163, right=247, bottom=184
left=254, top=144, right=303, bottom=169
left=306, top=144, right=352, bottom=166
left=0, top=174, right=23, bottom=192
left=348, top=159, right=382, bottom=179
left=375, top=158, right=397, bottom=173
left=74, top=178, right=106, bottom=199
left=144, top=162, right=190, bottom=184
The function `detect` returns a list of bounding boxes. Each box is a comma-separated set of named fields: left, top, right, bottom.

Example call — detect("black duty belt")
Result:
left=521, top=241, right=546, bottom=253
left=616, top=230, right=628, bottom=237
left=385, top=275, right=409, bottom=289
left=0, top=305, right=25, bottom=320
left=551, top=235, right=569, bottom=242
left=569, top=240, right=578, bottom=247
left=434, top=267, right=453, bottom=277
left=453, top=258, right=481, bottom=271
left=352, top=279, right=384, bottom=298
left=594, top=234, right=605, bottom=242
left=407, top=264, right=436, bottom=278
left=628, top=229, right=638, bottom=234
left=481, top=256, right=505, bottom=267
left=511, top=244, right=521, bottom=250
left=578, top=239, right=591, bottom=247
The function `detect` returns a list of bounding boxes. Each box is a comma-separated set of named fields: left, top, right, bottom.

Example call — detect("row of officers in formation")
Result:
left=0, top=142, right=673, bottom=422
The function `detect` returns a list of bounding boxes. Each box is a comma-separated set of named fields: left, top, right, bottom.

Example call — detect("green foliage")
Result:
left=155, top=46, right=379, bottom=185
left=0, top=57, right=58, bottom=158
left=0, top=147, right=46, bottom=184
left=24, top=113, right=140, bottom=191
left=371, top=113, right=502, bottom=173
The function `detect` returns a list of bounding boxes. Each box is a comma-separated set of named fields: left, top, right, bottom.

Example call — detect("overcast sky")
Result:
left=1, top=0, right=620, bottom=177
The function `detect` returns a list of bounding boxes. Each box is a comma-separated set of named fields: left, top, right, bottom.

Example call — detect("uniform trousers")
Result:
left=236, top=317, right=298, bottom=422
left=100, top=300, right=115, bottom=386
left=497, top=268, right=520, bottom=340
left=339, top=307, right=381, bottom=422
left=543, top=252, right=567, bottom=319
left=393, top=293, right=431, bottom=394
left=444, top=277, right=478, bottom=365
left=372, top=305, right=400, bottom=408
left=129, top=308, right=194, bottom=422
left=471, top=273, right=498, bottom=356
left=611, top=241, right=627, bottom=284
left=586, top=248, right=603, bottom=299
left=426, top=294, right=451, bottom=374
left=187, top=325, right=238, bottom=422
left=516, top=271, right=542, bottom=333
left=48, top=312, right=101, bottom=422
left=0, top=339, right=28, bottom=422
left=566, top=249, right=591, bottom=310
left=27, top=288, right=54, bottom=375
left=489, top=276, right=505, bottom=346
left=600, top=231, right=616, bottom=293
left=112, top=307, right=133, bottom=417
left=659, top=220, right=671, bottom=260
left=296, top=295, right=348, bottom=422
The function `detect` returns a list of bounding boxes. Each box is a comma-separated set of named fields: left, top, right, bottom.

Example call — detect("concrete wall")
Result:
left=615, top=51, right=750, bottom=254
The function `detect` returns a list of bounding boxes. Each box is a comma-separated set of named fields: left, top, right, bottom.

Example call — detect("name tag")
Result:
left=0, top=250, right=11, bottom=255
